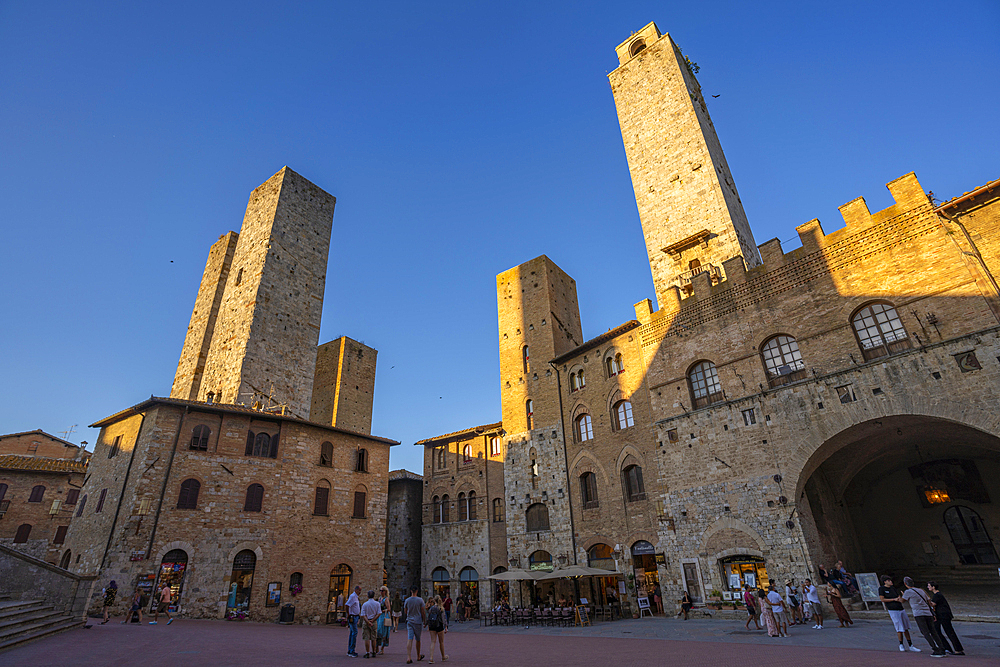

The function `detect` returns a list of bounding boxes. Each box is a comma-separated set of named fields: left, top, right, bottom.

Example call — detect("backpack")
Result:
left=427, top=605, right=444, bottom=631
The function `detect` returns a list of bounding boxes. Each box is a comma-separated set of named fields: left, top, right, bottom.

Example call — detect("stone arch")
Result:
left=580, top=534, right=617, bottom=552
left=154, top=540, right=196, bottom=565
left=571, top=401, right=590, bottom=421
left=627, top=531, right=660, bottom=551
left=227, top=542, right=264, bottom=564
left=700, top=517, right=766, bottom=556
left=615, top=444, right=646, bottom=476
left=569, top=450, right=610, bottom=487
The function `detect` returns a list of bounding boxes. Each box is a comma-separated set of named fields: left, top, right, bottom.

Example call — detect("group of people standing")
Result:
left=879, top=576, right=965, bottom=657
left=99, top=580, right=174, bottom=626
left=345, top=585, right=451, bottom=662
left=741, top=578, right=841, bottom=637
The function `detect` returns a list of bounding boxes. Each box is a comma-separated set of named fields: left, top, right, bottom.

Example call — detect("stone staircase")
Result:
left=0, top=596, right=83, bottom=652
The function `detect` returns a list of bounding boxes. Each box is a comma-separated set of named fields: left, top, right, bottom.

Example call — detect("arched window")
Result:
left=65, top=489, right=79, bottom=505
left=570, top=369, right=586, bottom=392
left=59, top=550, right=72, bottom=569
left=490, top=437, right=501, bottom=457
left=244, top=483, right=264, bottom=512
left=54, top=525, right=68, bottom=544
left=441, top=494, right=450, bottom=523
left=522, top=345, right=530, bottom=374
left=14, top=524, right=32, bottom=543
left=319, top=441, right=333, bottom=467
left=437, top=447, right=447, bottom=468
left=525, top=400, right=534, bottom=430
left=75, top=494, right=87, bottom=517
left=688, top=360, right=723, bottom=408
left=290, top=572, right=303, bottom=591
left=314, top=480, right=331, bottom=516
left=623, top=465, right=645, bottom=502
left=852, top=302, right=911, bottom=361
left=432, top=496, right=440, bottom=524
left=432, top=567, right=449, bottom=596
left=458, top=492, right=468, bottom=521
left=526, top=502, right=550, bottom=532
left=613, top=401, right=634, bottom=430
left=581, top=471, right=599, bottom=508
left=468, top=490, right=477, bottom=520
left=463, top=444, right=473, bottom=462
left=629, top=39, right=646, bottom=57
left=0, top=483, right=7, bottom=502
left=247, top=431, right=275, bottom=458
left=355, top=448, right=368, bottom=472
left=761, top=335, right=806, bottom=387
left=190, top=425, right=210, bottom=451
left=353, top=487, right=367, bottom=519
left=28, top=485, right=45, bottom=503
left=529, top=550, right=552, bottom=571
left=576, top=414, right=593, bottom=441
left=492, top=498, right=503, bottom=522
left=944, top=506, right=998, bottom=564
left=587, top=543, right=615, bottom=570
left=177, top=479, right=200, bottom=509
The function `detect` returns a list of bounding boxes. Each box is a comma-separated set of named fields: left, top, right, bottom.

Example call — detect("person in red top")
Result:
left=443, top=595, right=452, bottom=624
left=743, top=584, right=760, bottom=630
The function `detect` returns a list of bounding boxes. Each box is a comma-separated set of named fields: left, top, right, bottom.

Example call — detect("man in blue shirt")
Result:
left=346, top=585, right=361, bottom=657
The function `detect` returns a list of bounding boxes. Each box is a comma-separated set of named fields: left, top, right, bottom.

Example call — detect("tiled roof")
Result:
left=550, top=320, right=641, bottom=366
left=0, top=429, right=81, bottom=449
left=0, top=455, right=88, bottom=474
left=90, top=396, right=399, bottom=446
left=936, top=177, right=1000, bottom=212
left=414, top=421, right=503, bottom=446
left=388, top=469, right=423, bottom=481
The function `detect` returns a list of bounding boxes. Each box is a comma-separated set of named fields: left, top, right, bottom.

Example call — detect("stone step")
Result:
left=0, top=601, right=47, bottom=621
left=0, top=610, right=78, bottom=646
left=0, top=618, right=82, bottom=652
left=0, top=609, right=68, bottom=636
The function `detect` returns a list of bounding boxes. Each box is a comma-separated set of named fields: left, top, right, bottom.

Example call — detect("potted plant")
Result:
left=708, top=589, right=723, bottom=609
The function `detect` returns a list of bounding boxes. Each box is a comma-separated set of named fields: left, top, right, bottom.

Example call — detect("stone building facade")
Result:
left=418, top=422, right=506, bottom=612
left=385, top=469, right=422, bottom=596
left=65, top=168, right=398, bottom=623
left=0, top=431, right=89, bottom=565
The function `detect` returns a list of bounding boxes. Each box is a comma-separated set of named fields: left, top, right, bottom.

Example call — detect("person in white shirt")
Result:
left=346, top=585, right=361, bottom=657
left=361, top=590, right=383, bottom=659
left=804, top=578, right=823, bottom=629
left=766, top=584, right=789, bottom=637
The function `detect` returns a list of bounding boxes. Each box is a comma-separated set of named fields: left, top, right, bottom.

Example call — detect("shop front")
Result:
left=327, top=564, right=352, bottom=624
left=631, top=541, right=659, bottom=603
left=432, top=567, right=450, bottom=599
left=152, top=549, right=188, bottom=614
left=226, top=550, right=256, bottom=620
left=718, top=555, right=769, bottom=594
left=491, top=567, right=508, bottom=606
left=459, top=567, right=479, bottom=615
left=586, top=544, right=619, bottom=607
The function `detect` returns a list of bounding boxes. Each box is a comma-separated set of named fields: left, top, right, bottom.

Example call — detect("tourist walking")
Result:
left=758, top=588, right=778, bottom=637
left=902, top=577, right=946, bottom=657
left=878, top=576, right=919, bottom=652
left=826, top=584, right=852, bottom=627
left=346, top=585, right=361, bottom=657
left=426, top=595, right=449, bottom=664
left=802, top=579, right=823, bottom=629
left=743, top=584, right=760, bottom=630
left=376, top=586, right=391, bottom=654
left=121, top=588, right=144, bottom=624
left=404, top=585, right=426, bottom=664
left=443, top=594, right=452, bottom=624
left=149, top=583, right=174, bottom=625
left=360, top=590, right=382, bottom=659
left=678, top=590, right=693, bottom=620
left=100, top=580, right=118, bottom=624
left=927, top=582, right=964, bottom=655
left=391, top=591, right=403, bottom=633
left=766, top=584, right=789, bottom=637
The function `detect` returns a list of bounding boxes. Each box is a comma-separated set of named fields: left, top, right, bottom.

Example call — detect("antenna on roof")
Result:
left=59, top=425, right=78, bottom=441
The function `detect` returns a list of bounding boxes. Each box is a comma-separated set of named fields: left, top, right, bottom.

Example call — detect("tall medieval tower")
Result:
left=609, top=22, right=760, bottom=308
left=497, top=255, right=583, bottom=568
left=171, top=167, right=336, bottom=418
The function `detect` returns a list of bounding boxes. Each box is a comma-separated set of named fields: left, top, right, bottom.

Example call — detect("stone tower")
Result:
left=497, top=255, right=582, bottom=568
left=310, top=336, right=377, bottom=434
left=171, top=167, right=336, bottom=418
left=609, top=22, right=760, bottom=307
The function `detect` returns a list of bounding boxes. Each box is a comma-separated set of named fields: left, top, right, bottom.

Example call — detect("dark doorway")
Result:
left=944, top=506, right=999, bottom=564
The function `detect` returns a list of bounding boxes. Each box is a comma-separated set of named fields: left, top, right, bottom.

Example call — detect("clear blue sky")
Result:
left=2, top=1, right=997, bottom=475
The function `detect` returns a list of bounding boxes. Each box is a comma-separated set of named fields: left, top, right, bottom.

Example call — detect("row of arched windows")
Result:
left=431, top=491, right=477, bottom=523
left=572, top=400, right=633, bottom=442
left=188, top=428, right=369, bottom=472
left=579, top=464, right=646, bottom=507
left=685, top=302, right=912, bottom=408
left=174, top=479, right=367, bottom=518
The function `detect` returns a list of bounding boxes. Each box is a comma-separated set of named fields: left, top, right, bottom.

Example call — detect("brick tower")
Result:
left=171, top=167, right=336, bottom=418
left=497, top=255, right=583, bottom=568
left=609, top=22, right=760, bottom=307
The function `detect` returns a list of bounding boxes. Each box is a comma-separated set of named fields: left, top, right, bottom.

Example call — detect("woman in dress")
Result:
left=826, top=583, right=853, bottom=627
left=426, top=595, right=449, bottom=664
left=678, top=590, right=693, bottom=620
left=100, top=580, right=118, bottom=624
left=391, top=591, right=403, bottom=632
left=376, top=586, right=391, bottom=654
left=758, top=588, right=779, bottom=637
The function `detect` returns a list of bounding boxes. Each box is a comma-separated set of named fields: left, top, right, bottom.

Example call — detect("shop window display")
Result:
left=226, top=550, right=257, bottom=620
left=153, top=549, right=188, bottom=615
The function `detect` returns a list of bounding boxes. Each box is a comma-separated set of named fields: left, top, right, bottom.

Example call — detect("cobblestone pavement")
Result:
left=2, top=615, right=999, bottom=666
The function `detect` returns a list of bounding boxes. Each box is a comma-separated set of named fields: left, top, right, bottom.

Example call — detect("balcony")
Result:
left=676, top=263, right=722, bottom=287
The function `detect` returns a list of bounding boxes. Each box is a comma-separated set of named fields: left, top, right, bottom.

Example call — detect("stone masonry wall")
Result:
left=385, top=473, right=422, bottom=595
left=310, top=336, right=377, bottom=434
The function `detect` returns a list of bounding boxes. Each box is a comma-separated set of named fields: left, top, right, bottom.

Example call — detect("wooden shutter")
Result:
left=66, top=489, right=79, bottom=505
left=29, top=485, right=45, bottom=502
left=75, top=495, right=87, bottom=517
left=54, top=525, right=68, bottom=544
left=96, top=488, right=108, bottom=513
left=245, top=431, right=255, bottom=456
left=352, top=491, right=366, bottom=519
left=269, top=434, right=279, bottom=459
left=245, top=484, right=263, bottom=512
left=314, top=487, right=329, bottom=516
left=14, top=524, right=31, bottom=543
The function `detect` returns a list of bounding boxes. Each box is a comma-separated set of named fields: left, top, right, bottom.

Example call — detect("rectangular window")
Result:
left=96, top=488, right=108, bottom=513
left=54, top=525, right=68, bottom=544
left=108, top=435, right=122, bottom=459
left=742, top=408, right=756, bottom=426
left=836, top=385, right=855, bottom=404
left=65, top=489, right=80, bottom=505
left=314, top=487, right=330, bottom=516
left=490, top=437, right=501, bottom=457
left=352, top=491, right=366, bottom=519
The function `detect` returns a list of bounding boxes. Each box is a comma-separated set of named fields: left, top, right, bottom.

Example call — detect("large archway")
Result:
left=797, top=415, right=1000, bottom=584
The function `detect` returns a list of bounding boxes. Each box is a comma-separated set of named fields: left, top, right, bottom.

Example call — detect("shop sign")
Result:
left=130, top=550, right=146, bottom=561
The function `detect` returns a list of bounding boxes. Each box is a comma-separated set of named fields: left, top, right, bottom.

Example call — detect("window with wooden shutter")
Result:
left=0, top=483, right=7, bottom=502
left=244, top=483, right=264, bottom=512
left=75, top=495, right=87, bottom=516
left=245, top=431, right=255, bottom=456
left=468, top=490, right=477, bottom=520
left=458, top=492, right=467, bottom=521
left=65, top=489, right=79, bottom=505
left=14, top=524, right=31, bottom=543
left=95, top=488, right=108, bottom=513
left=320, top=442, right=333, bottom=467
left=54, top=525, right=68, bottom=544
left=355, top=448, right=368, bottom=472
left=177, top=479, right=200, bottom=509
left=28, top=485, right=45, bottom=502
left=352, top=491, right=366, bottom=519
left=314, top=486, right=330, bottom=516
left=190, top=425, right=210, bottom=451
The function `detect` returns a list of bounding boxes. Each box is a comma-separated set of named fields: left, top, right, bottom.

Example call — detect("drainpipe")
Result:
left=147, top=406, right=188, bottom=558
left=937, top=208, right=1000, bottom=324
left=549, top=362, right=579, bottom=565
left=99, top=410, right=147, bottom=570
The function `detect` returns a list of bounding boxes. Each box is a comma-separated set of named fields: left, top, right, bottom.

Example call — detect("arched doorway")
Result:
left=631, top=540, right=659, bottom=604
left=431, top=567, right=450, bottom=599
left=328, top=564, right=352, bottom=624
left=586, top=544, right=619, bottom=607
left=492, top=566, right=508, bottom=606
left=155, top=549, right=188, bottom=615
left=59, top=549, right=71, bottom=570
left=798, top=416, right=1000, bottom=582
left=226, top=550, right=256, bottom=620
left=944, top=506, right=998, bottom=564
left=460, top=567, right=479, bottom=617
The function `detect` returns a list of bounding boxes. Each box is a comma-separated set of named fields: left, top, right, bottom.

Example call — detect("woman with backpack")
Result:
left=426, top=595, right=448, bottom=664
